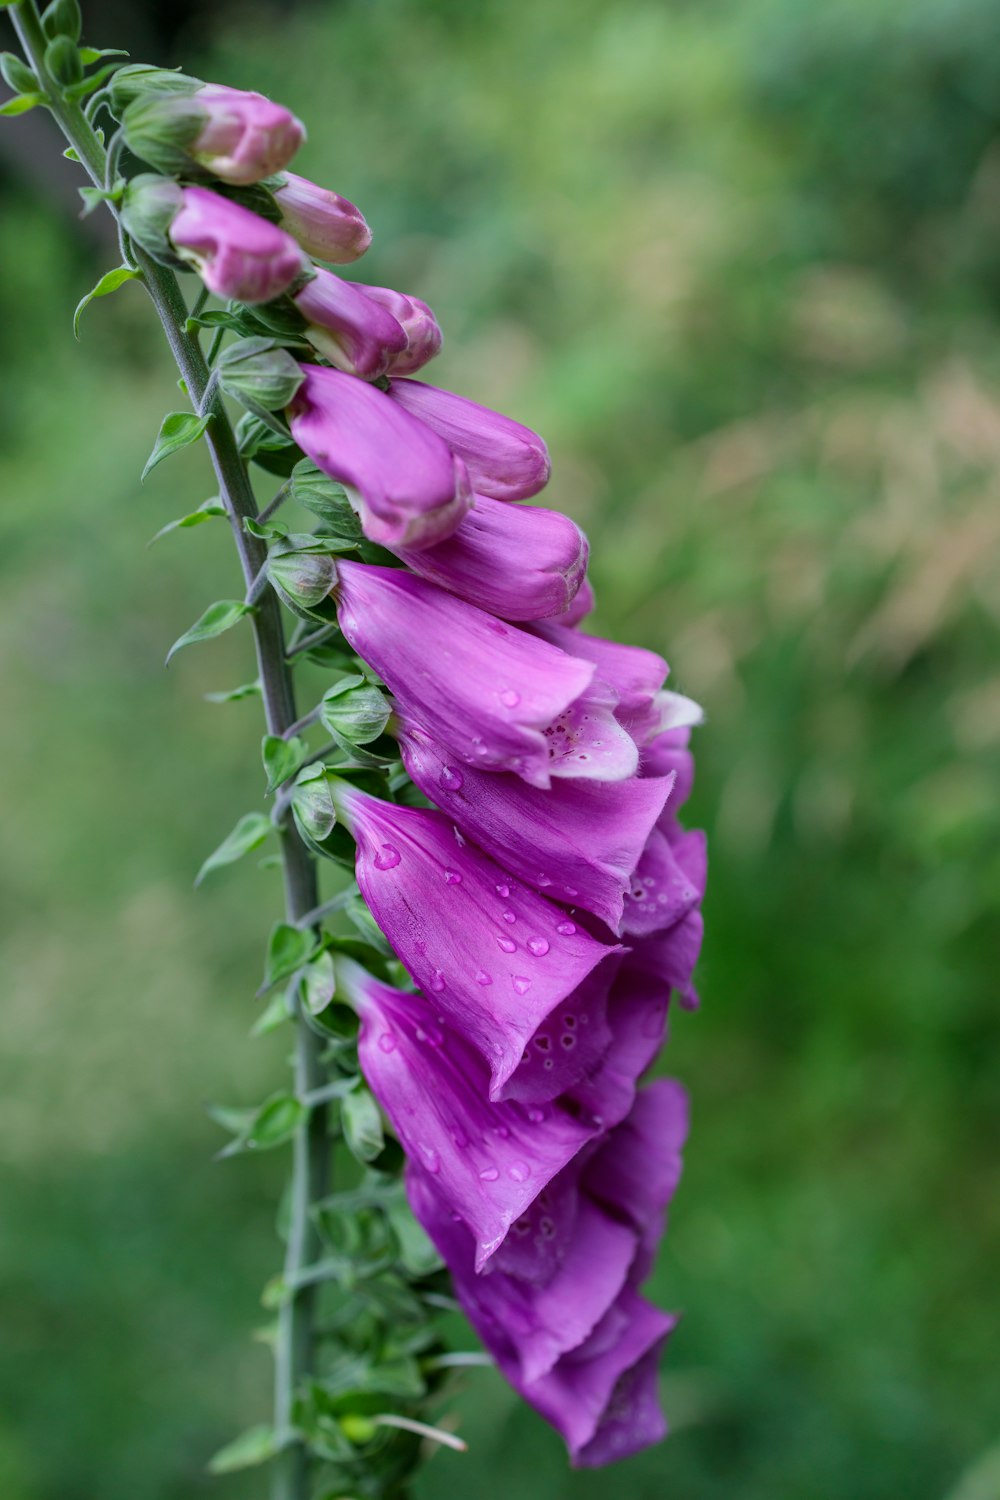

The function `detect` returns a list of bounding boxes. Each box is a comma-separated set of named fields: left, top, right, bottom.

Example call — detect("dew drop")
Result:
left=536, top=872, right=552, bottom=887
left=439, top=765, right=464, bottom=790
left=496, top=936, right=517, bottom=954
left=479, top=1166, right=500, bottom=1182
left=419, top=1144, right=441, bottom=1174
left=560, top=1033, right=576, bottom=1050
left=502, top=909, right=517, bottom=924
left=492, top=1124, right=511, bottom=1139
left=429, top=970, right=446, bottom=993
left=452, top=1130, right=469, bottom=1149
left=495, top=883, right=510, bottom=898
left=444, top=868, right=463, bottom=885
left=508, top=1161, right=531, bottom=1183
left=543, top=1058, right=554, bottom=1070
left=534, top=1034, right=551, bottom=1052
left=476, top=970, right=493, bottom=987
left=512, top=975, right=531, bottom=994
left=374, top=843, right=401, bottom=870
left=564, top=887, right=579, bottom=898
left=526, top=1106, right=546, bottom=1123
left=556, top=920, right=577, bottom=936
left=377, top=1031, right=397, bottom=1053
left=563, top=1014, right=577, bottom=1029
left=499, top=688, right=521, bottom=708
left=526, top=936, right=550, bottom=957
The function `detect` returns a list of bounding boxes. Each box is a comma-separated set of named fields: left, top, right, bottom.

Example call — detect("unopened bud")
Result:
left=122, top=82, right=303, bottom=185
left=0, top=53, right=38, bottom=96
left=168, top=186, right=307, bottom=303
left=320, top=675, right=391, bottom=747
left=216, top=337, right=304, bottom=411
left=267, top=541, right=339, bottom=612
left=273, top=172, right=371, bottom=264
left=40, top=0, right=81, bottom=42
left=289, top=763, right=337, bottom=845
left=44, top=35, right=82, bottom=87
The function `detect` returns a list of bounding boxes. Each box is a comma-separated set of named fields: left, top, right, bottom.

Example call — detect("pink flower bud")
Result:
left=189, top=84, right=304, bottom=184
left=168, top=186, right=307, bottom=304
left=293, top=267, right=407, bottom=379
left=273, top=172, right=372, bottom=263
left=387, top=378, right=551, bottom=500
left=360, top=285, right=443, bottom=375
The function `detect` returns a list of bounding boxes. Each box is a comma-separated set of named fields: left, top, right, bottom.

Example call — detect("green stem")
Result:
left=10, top=8, right=326, bottom=1494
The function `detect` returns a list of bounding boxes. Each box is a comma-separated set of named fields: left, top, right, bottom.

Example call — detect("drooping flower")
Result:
left=387, top=378, right=551, bottom=500
left=168, top=185, right=307, bottom=303
left=287, top=365, right=472, bottom=549
left=531, top=620, right=672, bottom=745
left=359, top=286, right=444, bottom=375
left=346, top=962, right=595, bottom=1268
left=554, top=575, right=596, bottom=628
left=333, top=561, right=639, bottom=786
left=273, top=171, right=372, bottom=263
left=393, top=494, right=588, bottom=622
left=293, top=267, right=407, bottom=378
left=122, top=82, right=304, bottom=184
left=329, top=783, right=620, bottom=1096
left=399, top=723, right=673, bottom=929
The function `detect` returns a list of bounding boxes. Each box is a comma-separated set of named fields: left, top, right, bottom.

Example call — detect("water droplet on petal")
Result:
left=452, top=1130, right=469, bottom=1149
left=495, top=883, right=510, bottom=898
left=439, top=765, right=464, bottom=790
left=444, top=868, right=462, bottom=885
left=527, top=1106, right=546, bottom=1123
left=527, top=936, right=550, bottom=956
left=556, top=920, right=577, bottom=936
left=500, top=688, right=521, bottom=708
left=512, top=975, right=531, bottom=994
left=429, top=970, right=446, bottom=993
left=536, top=872, right=552, bottom=887
left=496, top=936, right=517, bottom=953
left=560, top=1033, right=576, bottom=1049
left=479, top=1165, right=500, bottom=1182
left=508, top=1161, right=531, bottom=1182
left=564, top=887, right=579, bottom=898
left=492, top=1124, right=511, bottom=1139
left=374, top=843, right=401, bottom=870
left=476, top=970, right=493, bottom=987
left=377, top=1031, right=397, bottom=1053
left=419, top=1144, right=441, bottom=1173
left=502, top=909, right=517, bottom=924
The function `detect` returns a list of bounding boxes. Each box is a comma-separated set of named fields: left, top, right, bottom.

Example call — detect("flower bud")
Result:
left=320, top=675, right=391, bottom=747
left=361, top=285, right=443, bottom=376
left=108, top=65, right=201, bottom=117
left=292, top=267, right=407, bottom=379
left=169, top=186, right=307, bottom=303
left=0, top=53, right=39, bottom=96
left=122, top=82, right=303, bottom=185
left=267, top=541, right=339, bottom=613
left=273, top=172, right=372, bottom=263
left=120, top=173, right=185, bottom=264
left=41, top=0, right=81, bottom=42
left=44, top=34, right=82, bottom=86
left=216, top=336, right=305, bottom=411
left=387, top=379, right=551, bottom=501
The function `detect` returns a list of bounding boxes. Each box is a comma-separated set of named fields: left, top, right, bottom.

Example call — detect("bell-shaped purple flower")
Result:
left=332, top=785, right=619, bottom=1095
left=532, top=620, right=671, bottom=745
left=293, top=267, right=407, bottom=378
left=553, top=575, right=596, bottom=628
left=620, top=825, right=705, bottom=938
left=399, top=723, right=673, bottom=929
left=387, top=378, right=551, bottom=500
left=334, top=562, right=639, bottom=787
left=642, top=726, right=695, bottom=808
left=287, top=366, right=472, bottom=549
left=188, top=84, right=304, bottom=183
left=168, top=186, right=307, bottom=304
left=348, top=964, right=594, bottom=1268
left=562, top=1294, right=677, bottom=1468
left=273, top=172, right=372, bottom=263
left=393, top=494, right=588, bottom=622
left=359, top=285, right=443, bottom=375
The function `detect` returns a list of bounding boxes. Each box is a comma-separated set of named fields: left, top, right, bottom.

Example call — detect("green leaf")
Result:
left=0, top=53, right=38, bottom=94
left=247, top=1092, right=305, bottom=1150
left=195, top=811, right=271, bottom=886
left=142, top=411, right=211, bottom=481
left=77, top=183, right=124, bottom=217
left=65, top=60, right=128, bottom=100
left=207, top=1424, right=283, bottom=1475
left=264, top=922, right=317, bottom=988
left=0, top=93, right=48, bottom=116
left=341, top=1087, right=384, bottom=1164
left=79, top=47, right=129, bottom=65
left=148, top=496, right=225, bottom=544
left=251, top=990, right=290, bottom=1037
left=204, top=679, right=262, bottom=704
left=300, top=951, right=336, bottom=1016
left=262, top=733, right=307, bottom=792
left=206, top=1102, right=255, bottom=1137
left=166, top=599, right=251, bottom=664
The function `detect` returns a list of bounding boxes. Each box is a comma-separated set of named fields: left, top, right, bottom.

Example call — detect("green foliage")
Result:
left=165, top=597, right=251, bottom=663
left=73, top=264, right=141, bottom=338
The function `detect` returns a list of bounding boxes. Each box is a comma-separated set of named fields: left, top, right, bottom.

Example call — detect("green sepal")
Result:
left=65, top=60, right=131, bottom=101
left=320, top=675, right=391, bottom=747
left=73, top=263, right=139, bottom=337
left=121, top=88, right=206, bottom=176
left=195, top=811, right=272, bottom=886
left=44, top=35, right=82, bottom=87
left=107, top=64, right=201, bottom=117
left=166, top=599, right=251, bottom=664
left=207, top=1425, right=285, bottom=1475
left=267, top=542, right=339, bottom=616
left=262, top=733, right=308, bottom=792
left=79, top=47, right=129, bottom=65
left=341, top=1086, right=385, bottom=1164
left=0, top=53, right=38, bottom=95
left=120, top=172, right=184, bottom=265
left=251, top=989, right=292, bottom=1037
left=77, top=182, right=125, bottom=217
left=300, top=950, right=336, bottom=1016
left=143, top=410, right=211, bottom=480
left=235, top=410, right=300, bottom=476
left=0, top=93, right=47, bottom=116
left=344, top=894, right=393, bottom=956
left=148, top=496, right=225, bottom=544
left=40, top=0, right=81, bottom=42
left=289, top=459, right=360, bottom=539
left=264, top=922, right=318, bottom=989
left=216, top=336, right=305, bottom=411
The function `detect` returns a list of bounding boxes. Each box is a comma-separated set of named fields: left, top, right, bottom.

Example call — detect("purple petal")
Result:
left=496, top=960, right=618, bottom=1105
left=360, top=285, right=444, bottom=375
left=169, top=186, right=306, bottom=304
left=191, top=84, right=304, bottom=184
left=334, top=787, right=619, bottom=1094
left=620, top=826, right=703, bottom=938
left=570, top=1309, right=675, bottom=1468
left=294, top=267, right=406, bottom=379
left=533, top=621, right=669, bottom=742
left=553, top=575, right=596, bottom=628
left=388, top=378, right=551, bottom=500
left=632, top=910, right=705, bottom=1011
left=288, top=367, right=471, bottom=549
left=334, top=562, right=600, bottom=787
left=584, top=1079, right=689, bottom=1245
left=642, top=727, right=695, bottom=809
left=394, top=494, right=589, bottom=622
left=351, top=972, right=593, bottom=1268
left=400, top=724, right=673, bottom=929
left=274, top=171, right=372, bottom=263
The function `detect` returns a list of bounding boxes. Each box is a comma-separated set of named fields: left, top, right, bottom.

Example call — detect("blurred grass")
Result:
left=1, top=0, right=999, bottom=1496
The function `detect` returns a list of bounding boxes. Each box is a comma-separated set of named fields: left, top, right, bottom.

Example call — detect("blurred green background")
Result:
left=2, top=0, right=999, bottom=1495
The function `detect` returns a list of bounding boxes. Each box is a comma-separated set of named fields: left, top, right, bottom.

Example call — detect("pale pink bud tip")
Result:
left=169, top=186, right=307, bottom=304
left=191, top=84, right=304, bottom=185
left=274, top=172, right=373, bottom=264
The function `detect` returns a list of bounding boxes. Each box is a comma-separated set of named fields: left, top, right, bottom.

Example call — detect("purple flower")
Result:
left=360, top=285, right=444, bottom=375
left=331, top=784, right=619, bottom=1096
left=642, top=726, right=695, bottom=807
left=620, top=825, right=705, bottom=938
left=553, top=575, right=596, bottom=628
left=393, top=494, right=588, bottom=622
left=287, top=366, right=472, bottom=549
left=387, top=378, right=551, bottom=500
left=188, top=84, right=304, bottom=183
left=167, top=185, right=306, bottom=303
left=399, top=723, right=673, bottom=929
left=273, top=171, right=372, bottom=263
left=334, top=561, right=639, bottom=786
left=293, top=267, right=407, bottom=379
left=347, top=963, right=594, bottom=1268
left=532, top=620, right=671, bottom=744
